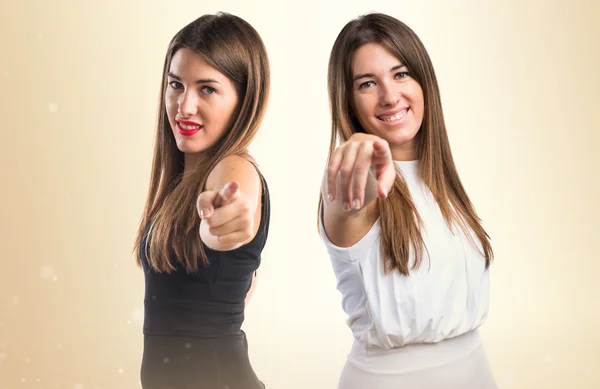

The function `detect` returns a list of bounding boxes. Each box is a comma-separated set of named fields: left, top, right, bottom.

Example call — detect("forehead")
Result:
left=351, top=43, right=403, bottom=74
left=169, top=48, right=226, bottom=80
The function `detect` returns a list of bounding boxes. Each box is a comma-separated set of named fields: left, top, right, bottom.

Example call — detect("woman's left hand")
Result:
left=197, top=181, right=254, bottom=249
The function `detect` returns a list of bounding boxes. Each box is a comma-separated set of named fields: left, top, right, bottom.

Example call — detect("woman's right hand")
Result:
left=325, top=133, right=396, bottom=212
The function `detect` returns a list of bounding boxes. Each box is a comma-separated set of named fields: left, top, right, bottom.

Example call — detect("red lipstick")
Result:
left=176, top=120, right=202, bottom=136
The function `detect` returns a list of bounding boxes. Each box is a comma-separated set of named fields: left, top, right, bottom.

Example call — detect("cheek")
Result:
left=165, top=95, right=177, bottom=119
left=218, top=99, right=240, bottom=125
left=409, top=87, right=425, bottom=119
left=353, top=95, right=373, bottom=121
left=415, top=96, right=425, bottom=120
left=221, top=102, right=237, bottom=120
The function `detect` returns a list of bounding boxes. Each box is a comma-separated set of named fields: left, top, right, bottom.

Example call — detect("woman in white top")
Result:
left=319, top=13, right=498, bottom=388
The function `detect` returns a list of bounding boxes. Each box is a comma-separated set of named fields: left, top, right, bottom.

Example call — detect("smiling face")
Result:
left=350, top=43, right=425, bottom=161
left=165, top=48, right=240, bottom=165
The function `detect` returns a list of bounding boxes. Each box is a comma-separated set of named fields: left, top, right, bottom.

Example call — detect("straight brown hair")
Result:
left=134, top=13, right=270, bottom=274
left=320, top=13, right=493, bottom=275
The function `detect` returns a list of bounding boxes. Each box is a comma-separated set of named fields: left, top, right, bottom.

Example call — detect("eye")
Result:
left=201, top=86, right=217, bottom=95
left=168, top=81, right=183, bottom=89
left=358, top=80, right=376, bottom=89
left=395, top=71, right=410, bottom=79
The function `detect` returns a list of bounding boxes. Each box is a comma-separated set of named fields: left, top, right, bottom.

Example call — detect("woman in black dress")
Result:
left=133, top=12, right=271, bottom=389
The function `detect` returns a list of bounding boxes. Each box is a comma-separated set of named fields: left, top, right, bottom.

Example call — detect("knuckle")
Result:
left=354, top=164, right=368, bottom=174
left=240, top=201, right=250, bottom=213
left=347, top=141, right=359, bottom=151
left=350, top=133, right=363, bottom=141
left=339, top=167, right=352, bottom=177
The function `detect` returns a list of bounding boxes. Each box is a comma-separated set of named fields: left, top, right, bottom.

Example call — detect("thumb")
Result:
left=197, top=190, right=219, bottom=219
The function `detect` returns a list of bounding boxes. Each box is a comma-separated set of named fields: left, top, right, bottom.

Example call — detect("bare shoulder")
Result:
left=206, top=155, right=262, bottom=194
left=205, top=155, right=263, bottom=230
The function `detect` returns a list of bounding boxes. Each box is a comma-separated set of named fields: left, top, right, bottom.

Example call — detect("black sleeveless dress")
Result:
left=139, top=174, right=270, bottom=389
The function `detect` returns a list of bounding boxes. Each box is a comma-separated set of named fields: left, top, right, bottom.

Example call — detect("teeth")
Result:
left=379, top=109, right=407, bottom=122
left=180, top=123, right=200, bottom=130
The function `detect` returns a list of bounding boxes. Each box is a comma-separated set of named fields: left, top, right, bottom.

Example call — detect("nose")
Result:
left=177, top=90, right=198, bottom=117
left=379, top=82, right=399, bottom=107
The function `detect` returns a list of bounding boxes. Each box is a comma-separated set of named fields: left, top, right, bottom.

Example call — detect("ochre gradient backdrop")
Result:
left=1, top=0, right=598, bottom=388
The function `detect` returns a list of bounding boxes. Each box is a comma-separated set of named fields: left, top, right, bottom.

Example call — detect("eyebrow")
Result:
left=167, top=72, right=220, bottom=84
left=353, top=64, right=407, bottom=82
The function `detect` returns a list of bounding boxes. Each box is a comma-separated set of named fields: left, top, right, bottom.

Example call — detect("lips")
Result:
left=176, top=120, right=203, bottom=136
left=377, top=107, right=409, bottom=123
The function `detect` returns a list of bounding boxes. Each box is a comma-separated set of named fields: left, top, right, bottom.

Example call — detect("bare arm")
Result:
left=321, top=168, right=380, bottom=247
left=321, top=134, right=395, bottom=247
left=197, top=156, right=262, bottom=251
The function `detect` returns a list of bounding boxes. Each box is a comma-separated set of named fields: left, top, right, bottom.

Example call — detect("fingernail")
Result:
left=327, top=193, right=333, bottom=202
left=343, top=202, right=350, bottom=212
left=352, top=199, right=360, bottom=209
left=200, top=208, right=210, bottom=218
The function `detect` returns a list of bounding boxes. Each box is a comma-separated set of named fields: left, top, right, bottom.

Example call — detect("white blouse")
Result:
left=320, top=160, right=490, bottom=349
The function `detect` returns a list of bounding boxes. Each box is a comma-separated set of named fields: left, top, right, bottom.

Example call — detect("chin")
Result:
left=376, top=127, right=417, bottom=144
left=174, top=140, right=202, bottom=154
left=392, top=132, right=419, bottom=145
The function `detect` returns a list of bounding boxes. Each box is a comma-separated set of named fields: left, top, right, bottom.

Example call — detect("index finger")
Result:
left=371, top=140, right=392, bottom=175
left=215, top=181, right=240, bottom=208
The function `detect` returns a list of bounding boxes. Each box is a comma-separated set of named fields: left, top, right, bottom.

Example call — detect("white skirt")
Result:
left=338, top=330, right=497, bottom=389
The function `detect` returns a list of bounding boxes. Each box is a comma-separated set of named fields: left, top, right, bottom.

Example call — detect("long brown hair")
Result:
left=134, top=12, right=270, bottom=274
left=319, top=13, right=493, bottom=275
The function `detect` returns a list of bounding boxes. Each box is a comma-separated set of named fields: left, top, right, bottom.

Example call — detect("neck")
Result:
left=183, top=152, right=203, bottom=175
left=390, top=141, right=418, bottom=161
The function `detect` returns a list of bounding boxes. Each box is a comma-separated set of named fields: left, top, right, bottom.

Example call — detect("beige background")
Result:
left=1, top=0, right=599, bottom=388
